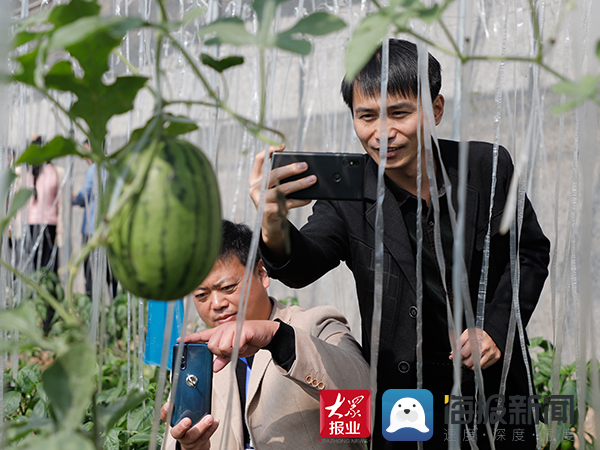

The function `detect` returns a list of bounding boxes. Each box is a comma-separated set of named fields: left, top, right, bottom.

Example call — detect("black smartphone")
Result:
left=271, top=152, right=365, bottom=201
left=170, top=343, right=213, bottom=428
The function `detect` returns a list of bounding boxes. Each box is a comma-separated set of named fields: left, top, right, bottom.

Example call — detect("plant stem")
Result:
left=259, top=47, right=266, bottom=126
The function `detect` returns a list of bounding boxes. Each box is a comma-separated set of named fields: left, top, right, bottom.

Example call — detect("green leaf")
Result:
left=282, top=12, right=346, bottom=37
left=200, top=18, right=255, bottom=46
left=1, top=188, right=33, bottom=232
left=96, top=390, right=150, bottom=435
left=252, top=0, right=288, bottom=36
left=44, top=16, right=145, bottom=146
left=127, top=403, right=154, bottom=431
left=345, top=12, right=392, bottom=81
left=13, top=430, right=95, bottom=450
left=32, top=397, right=49, bottom=418
left=12, top=31, right=41, bottom=48
left=103, top=428, right=120, bottom=450
left=3, top=417, right=54, bottom=442
left=68, top=75, right=148, bottom=147
left=529, top=336, right=544, bottom=349
left=412, top=3, right=441, bottom=23
left=0, top=168, right=17, bottom=203
left=181, top=6, right=206, bottom=26
left=0, top=302, right=46, bottom=347
left=17, top=363, right=40, bottom=395
left=16, top=136, right=81, bottom=166
left=4, top=391, right=22, bottom=415
left=47, top=0, right=101, bottom=28
left=41, top=342, right=97, bottom=430
left=163, top=114, right=200, bottom=136
left=126, top=433, right=152, bottom=444
left=200, top=54, right=244, bottom=73
left=280, top=13, right=345, bottom=55
left=552, top=76, right=600, bottom=114
left=274, top=34, right=312, bottom=55
left=13, top=49, right=40, bottom=86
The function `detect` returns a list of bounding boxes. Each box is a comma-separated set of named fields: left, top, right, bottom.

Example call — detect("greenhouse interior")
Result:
left=1, top=0, right=599, bottom=448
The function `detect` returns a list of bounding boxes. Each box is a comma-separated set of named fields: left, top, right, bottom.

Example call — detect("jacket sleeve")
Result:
left=273, top=306, right=370, bottom=397
left=259, top=199, right=351, bottom=288
left=482, top=146, right=550, bottom=354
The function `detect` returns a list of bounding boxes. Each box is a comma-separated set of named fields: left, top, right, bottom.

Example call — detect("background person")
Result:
left=161, top=220, right=370, bottom=450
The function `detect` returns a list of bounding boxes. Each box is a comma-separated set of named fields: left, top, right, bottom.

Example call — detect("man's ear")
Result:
left=433, top=94, right=445, bottom=126
left=256, top=260, right=270, bottom=289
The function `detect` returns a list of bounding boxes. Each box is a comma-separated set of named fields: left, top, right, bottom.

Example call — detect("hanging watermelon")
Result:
left=105, top=137, right=222, bottom=300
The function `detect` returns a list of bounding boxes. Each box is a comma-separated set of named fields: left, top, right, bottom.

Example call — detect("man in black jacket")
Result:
left=249, top=39, right=550, bottom=448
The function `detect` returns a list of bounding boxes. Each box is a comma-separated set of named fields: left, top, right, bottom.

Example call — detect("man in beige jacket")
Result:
left=161, top=220, right=369, bottom=450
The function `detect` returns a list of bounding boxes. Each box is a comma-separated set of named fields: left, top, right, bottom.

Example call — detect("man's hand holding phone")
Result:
left=160, top=403, right=219, bottom=450
left=249, top=144, right=316, bottom=260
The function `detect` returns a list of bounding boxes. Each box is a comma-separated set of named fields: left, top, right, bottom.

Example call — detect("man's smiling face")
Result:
left=352, top=87, right=444, bottom=179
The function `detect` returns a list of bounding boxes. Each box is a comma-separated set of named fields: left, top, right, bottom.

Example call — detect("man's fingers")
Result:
left=250, top=144, right=285, bottom=183
left=180, top=416, right=220, bottom=449
left=462, top=356, right=474, bottom=370
left=458, top=329, right=470, bottom=346
left=160, top=402, right=170, bottom=421
left=213, top=356, right=231, bottom=373
left=170, top=417, right=193, bottom=440
left=184, top=329, right=215, bottom=343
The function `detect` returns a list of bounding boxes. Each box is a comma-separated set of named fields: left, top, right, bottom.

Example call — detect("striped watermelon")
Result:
left=106, top=137, right=222, bottom=300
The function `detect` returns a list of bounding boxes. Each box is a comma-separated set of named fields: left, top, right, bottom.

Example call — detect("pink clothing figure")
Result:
left=27, top=163, right=59, bottom=226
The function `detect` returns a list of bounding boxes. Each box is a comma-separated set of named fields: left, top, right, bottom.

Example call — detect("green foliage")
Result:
left=3, top=290, right=161, bottom=449
left=199, top=2, right=345, bottom=56
left=278, top=296, right=299, bottom=307
left=0, top=169, right=33, bottom=236
left=11, top=0, right=147, bottom=156
left=344, top=0, right=442, bottom=80
left=551, top=75, right=600, bottom=114
left=529, top=337, right=598, bottom=450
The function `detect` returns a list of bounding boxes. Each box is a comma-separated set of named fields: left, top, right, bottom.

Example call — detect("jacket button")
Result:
left=398, top=361, right=410, bottom=373
left=312, top=379, right=319, bottom=387
left=305, top=375, right=313, bottom=384
left=409, top=306, right=418, bottom=318
left=317, top=382, right=325, bottom=390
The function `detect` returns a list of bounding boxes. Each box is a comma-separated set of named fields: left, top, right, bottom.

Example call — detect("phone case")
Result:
left=170, top=343, right=213, bottom=428
left=272, top=152, right=366, bottom=201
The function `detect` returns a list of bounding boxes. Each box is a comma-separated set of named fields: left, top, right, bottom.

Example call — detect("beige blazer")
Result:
left=163, top=299, right=370, bottom=449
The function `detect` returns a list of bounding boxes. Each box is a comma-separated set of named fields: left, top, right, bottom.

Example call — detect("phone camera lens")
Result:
left=333, top=173, right=342, bottom=182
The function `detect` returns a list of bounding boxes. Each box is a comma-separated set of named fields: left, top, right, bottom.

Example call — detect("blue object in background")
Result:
left=144, top=299, right=184, bottom=370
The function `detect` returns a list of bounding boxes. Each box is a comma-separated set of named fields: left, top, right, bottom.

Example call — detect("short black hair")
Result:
left=219, top=220, right=260, bottom=268
left=341, top=39, right=442, bottom=111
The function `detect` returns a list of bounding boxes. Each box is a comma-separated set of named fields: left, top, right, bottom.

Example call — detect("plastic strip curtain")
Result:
left=368, top=36, right=389, bottom=450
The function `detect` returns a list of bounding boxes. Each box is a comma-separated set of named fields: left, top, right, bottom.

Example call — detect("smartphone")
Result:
left=271, top=152, right=366, bottom=201
left=170, top=343, right=213, bottom=428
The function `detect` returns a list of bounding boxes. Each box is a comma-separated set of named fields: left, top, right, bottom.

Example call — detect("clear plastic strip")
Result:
left=369, top=36, right=388, bottom=450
